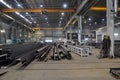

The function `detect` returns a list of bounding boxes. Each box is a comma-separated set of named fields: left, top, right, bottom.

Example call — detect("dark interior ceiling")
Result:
left=0, top=0, right=120, bottom=31
left=0, top=0, right=78, bottom=29
left=83, top=0, right=120, bottom=30
left=82, top=0, right=106, bottom=30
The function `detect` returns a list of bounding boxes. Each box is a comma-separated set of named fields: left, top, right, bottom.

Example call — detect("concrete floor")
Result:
left=0, top=48, right=120, bottom=80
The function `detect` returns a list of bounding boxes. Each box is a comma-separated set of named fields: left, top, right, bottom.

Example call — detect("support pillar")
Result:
left=26, top=29, right=29, bottom=42
left=78, top=16, right=82, bottom=43
left=16, top=26, right=19, bottom=43
left=11, top=27, right=16, bottom=43
left=107, top=0, right=115, bottom=57
left=69, top=26, right=72, bottom=41
left=21, top=27, right=25, bottom=42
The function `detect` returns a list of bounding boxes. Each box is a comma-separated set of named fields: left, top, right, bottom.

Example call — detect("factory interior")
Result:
left=0, top=0, right=120, bottom=80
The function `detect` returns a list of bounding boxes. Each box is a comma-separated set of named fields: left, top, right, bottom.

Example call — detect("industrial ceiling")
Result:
left=0, top=0, right=78, bottom=30
left=0, top=0, right=119, bottom=31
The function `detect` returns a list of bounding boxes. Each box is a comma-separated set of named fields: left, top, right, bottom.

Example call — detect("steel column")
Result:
left=70, top=26, right=72, bottom=41
left=78, top=16, right=82, bottom=43
left=107, top=0, right=115, bottom=57
left=114, top=0, right=118, bottom=17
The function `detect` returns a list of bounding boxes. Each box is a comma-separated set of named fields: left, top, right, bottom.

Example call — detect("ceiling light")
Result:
left=40, top=5, right=43, bottom=8
left=61, top=12, right=64, bottom=16
left=63, top=3, right=67, bottom=8
left=45, top=17, right=47, bottom=20
left=47, top=22, right=48, bottom=23
left=26, top=12, right=29, bottom=15
left=88, top=18, right=91, bottom=21
left=17, top=4, right=21, bottom=7
left=102, top=19, right=105, bottom=21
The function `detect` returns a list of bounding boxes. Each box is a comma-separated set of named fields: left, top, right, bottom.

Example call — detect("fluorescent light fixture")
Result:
left=40, top=5, right=43, bottom=8
left=1, top=29, right=5, bottom=33
left=61, top=12, right=64, bottom=16
left=4, top=14, right=14, bottom=20
left=15, top=0, right=23, bottom=8
left=114, top=33, right=119, bottom=36
left=15, top=12, right=32, bottom=24
left=63, top=3, right=67, bottom=8
left=0, top=0, right=12, bottom=8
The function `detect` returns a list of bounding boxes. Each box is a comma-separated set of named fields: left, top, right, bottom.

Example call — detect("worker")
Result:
left=102, top=35, right=111, bottom=58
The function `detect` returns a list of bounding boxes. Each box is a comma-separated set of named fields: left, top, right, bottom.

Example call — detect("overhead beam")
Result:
left=90, top=7, right=120, bottom=11
left=1, top=8, right=75, bottom=13
left=1, top=7, right=120, bottom=13
left=32, top=27, right=63, bottom=30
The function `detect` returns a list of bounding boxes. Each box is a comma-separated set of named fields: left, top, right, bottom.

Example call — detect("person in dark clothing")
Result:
left=102, top=35, right=111, bottom=58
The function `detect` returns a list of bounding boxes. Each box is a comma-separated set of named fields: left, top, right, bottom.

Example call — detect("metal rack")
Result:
left=67, top=45, right=91, bottom=57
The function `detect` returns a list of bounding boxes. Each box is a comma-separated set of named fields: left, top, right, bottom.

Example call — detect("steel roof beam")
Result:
left=90, top=7, right=120, bottom=11
left=32, top=27, right=63, bottom=30
left=1, top=8, right=75, bottom=13
left=2, top=7, right=120, bottom=13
